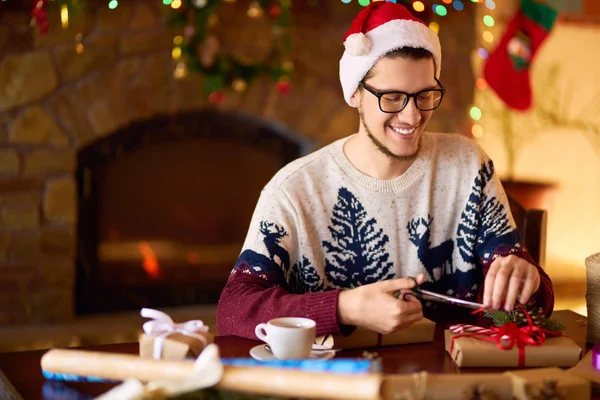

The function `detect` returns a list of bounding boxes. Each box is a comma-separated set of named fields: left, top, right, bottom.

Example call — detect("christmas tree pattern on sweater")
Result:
left=323, top=187, right=395, bottom=289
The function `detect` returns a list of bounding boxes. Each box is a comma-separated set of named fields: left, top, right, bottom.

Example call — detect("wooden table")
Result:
left=0, top=310, right=592, bottom=399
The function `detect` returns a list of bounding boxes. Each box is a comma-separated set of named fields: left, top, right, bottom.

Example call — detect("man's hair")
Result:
left=362, top=47, right=436, bottom=82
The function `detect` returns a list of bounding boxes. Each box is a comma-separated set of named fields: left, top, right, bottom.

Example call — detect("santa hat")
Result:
left=340, top=1, right=442, bottom=107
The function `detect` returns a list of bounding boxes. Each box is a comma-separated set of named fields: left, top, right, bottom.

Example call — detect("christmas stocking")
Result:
left=483, top=0, right=558, bottom=111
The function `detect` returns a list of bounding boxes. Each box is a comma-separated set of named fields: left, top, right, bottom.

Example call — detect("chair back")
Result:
left=507, top=195, right=548, bottom=268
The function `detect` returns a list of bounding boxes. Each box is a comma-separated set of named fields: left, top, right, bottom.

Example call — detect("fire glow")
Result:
left=138, top=242, right=161, bottom=279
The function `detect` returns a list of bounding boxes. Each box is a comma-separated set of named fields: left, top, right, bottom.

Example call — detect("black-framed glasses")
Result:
left=359, top=78, right=446, bottom=113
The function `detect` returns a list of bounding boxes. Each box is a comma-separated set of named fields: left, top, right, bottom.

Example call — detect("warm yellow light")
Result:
left=171, top=0, right=182, bottom=9
left=173, top=35, right=183, bottom=46
left=247, top=2, right=263, bottom=18
left=413, top=1, right=425, bottom=12
left=232, top=78, right=248, bottom=93
left=476, top=78, right=488, bottom=90
left=471, top=124, right=484, bottom=138
left=482, top=31, right=494, bottom=43
left=429, top=22, right=439, bottom=35
left=174, top=62, right=188, bottom=79
left=61, top=4, right=69, bottom=28
left=75, top=43, right=84, bottom=54
left=172, top=47, right=182, bottom=60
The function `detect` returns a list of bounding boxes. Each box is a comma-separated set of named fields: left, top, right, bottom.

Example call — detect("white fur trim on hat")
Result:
left=339, top=19, right=442, bottom=107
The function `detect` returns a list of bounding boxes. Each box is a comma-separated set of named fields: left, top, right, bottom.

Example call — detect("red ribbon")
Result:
left=450, top=305, right=559, bottom=367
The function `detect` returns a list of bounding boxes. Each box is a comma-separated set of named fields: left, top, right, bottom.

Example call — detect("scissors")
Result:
left=402, top=276, right=488, bottom=310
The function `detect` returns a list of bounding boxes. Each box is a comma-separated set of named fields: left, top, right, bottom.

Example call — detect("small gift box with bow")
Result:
left=444, top=322, right=582, bottom=368
left=139, top=308, right=214, bottom=361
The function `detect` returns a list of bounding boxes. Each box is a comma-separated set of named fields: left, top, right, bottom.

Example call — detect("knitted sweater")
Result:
left=216, top=132, right=554, bottom=339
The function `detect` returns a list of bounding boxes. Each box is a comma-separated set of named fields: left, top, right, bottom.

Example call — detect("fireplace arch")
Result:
left=75, top=109, right=310, bottom=315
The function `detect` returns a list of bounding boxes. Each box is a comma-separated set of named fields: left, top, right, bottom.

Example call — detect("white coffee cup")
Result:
left=254, top=317, right=316, bottom=359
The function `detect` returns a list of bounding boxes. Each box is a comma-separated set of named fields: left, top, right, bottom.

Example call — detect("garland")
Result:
left=29, top=0, right=293, bottom=102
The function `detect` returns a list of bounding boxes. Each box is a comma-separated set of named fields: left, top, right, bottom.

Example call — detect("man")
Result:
left=217, top=1, right=554, bottom=339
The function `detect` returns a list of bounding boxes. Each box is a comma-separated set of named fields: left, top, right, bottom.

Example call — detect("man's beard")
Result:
left=358, top=108, right=421, bottom=161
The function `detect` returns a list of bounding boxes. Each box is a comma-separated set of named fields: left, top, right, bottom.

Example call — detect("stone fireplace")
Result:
left=76, top=109, right=307, bottom=315
left=0, top=0, right=475, bottom=329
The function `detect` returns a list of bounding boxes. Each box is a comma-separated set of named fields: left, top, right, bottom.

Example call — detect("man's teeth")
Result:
left=389, top=126, right=416, bottom=135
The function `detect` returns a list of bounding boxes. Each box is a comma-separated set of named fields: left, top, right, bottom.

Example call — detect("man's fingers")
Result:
left=380, top=274, right=424, bottom=292
left=483, top=261, right=500, bottom=307
left=519, top=270, right=539, bottom=305
left=503, top=267, right=525, bottom=311
left=491, top=263, right=514, bottom=309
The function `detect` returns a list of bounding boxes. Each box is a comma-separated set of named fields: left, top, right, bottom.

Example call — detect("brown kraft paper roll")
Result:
left=41, top=349, right=383, bottom=400
left=445, top=330, right=582, bottom=368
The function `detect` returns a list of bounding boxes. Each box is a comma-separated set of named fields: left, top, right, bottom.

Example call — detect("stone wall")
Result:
left=0, top=1, right=475, bottom=324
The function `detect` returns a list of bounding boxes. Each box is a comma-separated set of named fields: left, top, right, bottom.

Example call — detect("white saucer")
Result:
left=249, top=344, right=336, bottom=361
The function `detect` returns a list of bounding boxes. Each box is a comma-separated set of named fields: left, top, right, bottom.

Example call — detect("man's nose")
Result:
left=396, top=98, right=422, bottom=125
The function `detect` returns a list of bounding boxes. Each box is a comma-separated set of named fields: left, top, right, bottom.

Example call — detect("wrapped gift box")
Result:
left=139, top=308, right=214, bottom=361
left=139, top=331, right=213, bottom=361
left=317, top=318, right=435, bottom=350
left=445, top=329, right=582, bottom=368
left=506, top=368, right=591, bottom=400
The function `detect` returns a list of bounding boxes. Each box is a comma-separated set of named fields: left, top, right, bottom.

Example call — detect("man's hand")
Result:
left=483, top=254, right=540, bottom=311
left=337, top=274, right=425, bottom=334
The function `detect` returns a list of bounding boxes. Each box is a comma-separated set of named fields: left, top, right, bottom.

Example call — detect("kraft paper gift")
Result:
left=568, top=349, right=600, bottom=386
left=316, top=318, right=435, bottom=349
left=139, top=308, right=214, bottom=361
left=445, top=327, right=582, bottom=368
left=506, top=368, right=591, bottom=400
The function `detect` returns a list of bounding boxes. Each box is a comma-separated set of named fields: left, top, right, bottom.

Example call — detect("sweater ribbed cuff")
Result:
left=305, top=289, right=344, bottom=336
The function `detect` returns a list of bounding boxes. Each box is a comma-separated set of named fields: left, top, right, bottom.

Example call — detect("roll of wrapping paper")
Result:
left=586, top=253, right=600, bottom=344
left=41, top=349, right=383, bottom=400
left=381, top=373, right=515, bottom=400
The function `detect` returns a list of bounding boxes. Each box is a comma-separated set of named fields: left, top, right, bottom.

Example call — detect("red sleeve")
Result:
left=481, top=244, right=554, bottom=316
left=216, top=262, right=344, bottom=339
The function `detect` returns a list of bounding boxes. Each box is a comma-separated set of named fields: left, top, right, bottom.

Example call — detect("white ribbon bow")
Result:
left=95, top=343, right=223, bottom=400
left=141, top=308, right=210, bottom=359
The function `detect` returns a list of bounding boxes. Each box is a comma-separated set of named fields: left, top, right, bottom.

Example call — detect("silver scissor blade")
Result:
left=416, top=288, right=487, bottom=310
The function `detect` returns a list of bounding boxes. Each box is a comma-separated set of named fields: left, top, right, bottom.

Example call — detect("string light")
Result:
left=471, top=124, right=484, bottom=138
left=108, top=0, right=118, bottom=9
left=75, top=32, right=84, bottom=54
left=476, top=78, right=488, bottom=90
left=470, top=106, right=482, bottom=120
left=429, top=21, right=439, bottom=34
left=60, top=4, right=68, bottom=28
left=485, top=0, right=495, bottom=9
left=162, top=0, right=172, bottom=5
left=483, top=15, right=495, bottom=27
left=341, top=0, right=352, bottom=3
left=452, top=0, right=464, bottom=11
left=358, top=0, right=370, bottom=6
left=171, top=0, right=182, bottom=9
left=412, top=1, right=425, bottom=12
left=482, top=30, right=494, bottom=43
left=442, top=0, right=452, bottom=3
left=477, top=47, right=488, bottom=59
left=434, top=4, right=448, bottom=16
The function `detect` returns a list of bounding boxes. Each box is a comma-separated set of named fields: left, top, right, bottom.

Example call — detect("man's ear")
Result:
left=350, top=88, right=361, bottom=108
